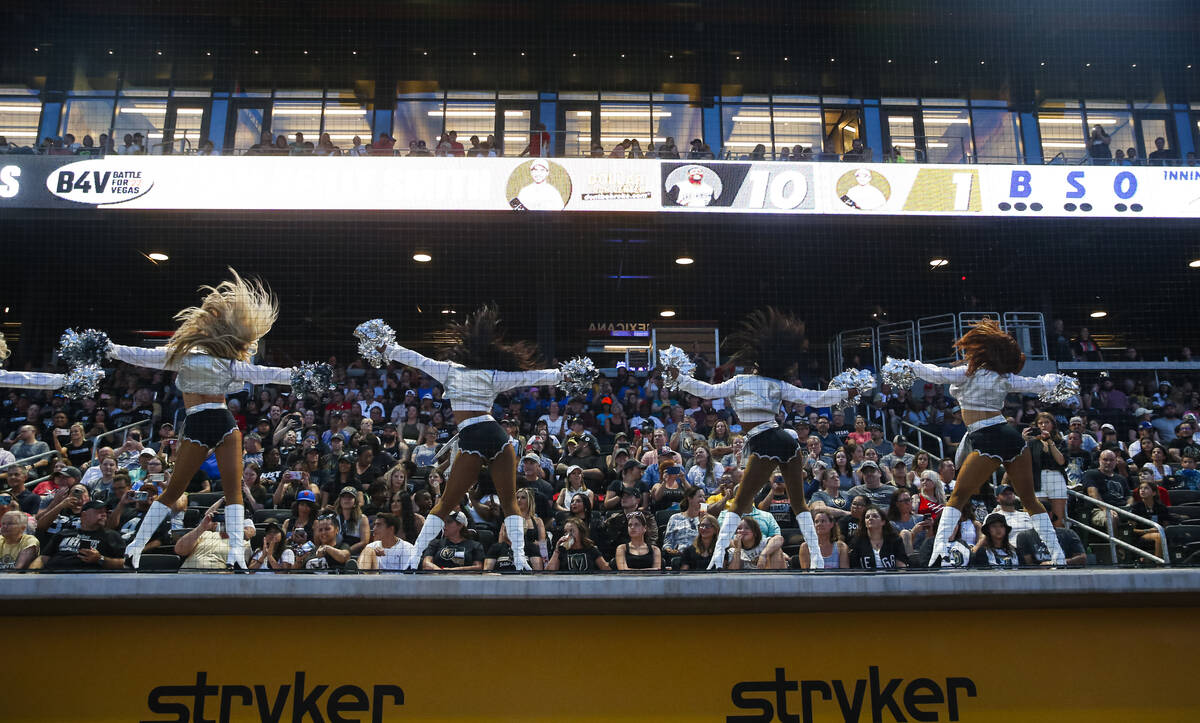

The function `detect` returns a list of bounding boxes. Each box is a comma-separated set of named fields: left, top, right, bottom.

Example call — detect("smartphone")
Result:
left=0, top=494, right=12, bottom=506
left=134, top=491, right=149, bottom=502
left=148, top=473, right=166, bottom=484
left=286, top=471, right=302, bottom=481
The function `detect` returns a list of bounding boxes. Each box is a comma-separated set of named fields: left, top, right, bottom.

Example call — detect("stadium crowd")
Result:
left=2, top=334, right=1199, bottom=573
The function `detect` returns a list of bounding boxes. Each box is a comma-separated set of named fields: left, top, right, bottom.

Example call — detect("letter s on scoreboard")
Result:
left=0, top=165, right=20, bottom=199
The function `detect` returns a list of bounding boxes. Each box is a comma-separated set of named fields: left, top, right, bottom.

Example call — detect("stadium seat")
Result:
left=138, top=554, right=182, bottom=571
left=188, top=492, right=223, bottom=508
left=475, top=528, right=496, bottom=551
left=1165, top=490, right=1200, bottom=506
left=254, top=509, right=290, bottom=524
left=1169, top=505, right=1200, bottom=522
left=183, top=508, right=201, bottom=527
left=654, top=508, right=674, bottom=531
left=1165, top=525, right=1200, bottom=565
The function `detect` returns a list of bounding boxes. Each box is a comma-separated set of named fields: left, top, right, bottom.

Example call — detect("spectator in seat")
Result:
left=679, top=513, right=719, bottom=570
left=283, top=489, right=319, bottom=541
left=11, top=425, right=50, bottom=473
left=797, top=508, right=849, bottom=570
left=663, top=485, right=708, bottom=561
left=810, top=467, right=852, bottom=518
left=888, top=487, right=930, bottom=556
left=685, top=444, right=723, bottom=493
left=421, top=511, right=484, bottom=571
left=333, top=486, right=371, bottom=555
left=989, top=483, right=1033, bottom=541
left=606, top=460, right=648, bottom=511
left=727, top=514, right=785, bottom=570
left=602, top=487, right=659, bottom=554
left=4, top=465, right=37, bottom=516
left=0, top=510, right=38, bottom=569
left=972, top=513, right=1017, bottom=567
left=848, top=505, right=907, bottom=569
left=177, top=499, right=256, bottom=570
left=650, top=460, right=687, bottom=513
left=615, top=510, right=660, bottom=570
left=33, top=500, right=125, bottom=570
left=555, top=463, right=590, bottom=511
left=359, top=513, right=419, bottom=571
left=249, top=521, right=295, bottom=572
left=1083, top=450, right=1132, bottom=532
left=1015, top=513, right=1086, bottom=567
left=846, top=461, right=897, bottom=510
left=1129, top=481, right=1177, bottom=561
left=912, top=508, right=974, bottom=568
left=546, top=517, right=610, bottom=572
left=1147, top=137, right=1173, bottom=166
left=299, top=514, right=353, bottom=571
left=916, top=470, right=946, bottom=518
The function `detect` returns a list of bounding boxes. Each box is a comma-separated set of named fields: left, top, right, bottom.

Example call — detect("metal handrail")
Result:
left=897, top=419, right=945, bottom=462
left=23, top=474, right=51, bottom=492
left=91, top=419, right=153, bottom=462
left=8, top=448, right=61, bottom=469
left=1066, top=488, right=1169, bottom=566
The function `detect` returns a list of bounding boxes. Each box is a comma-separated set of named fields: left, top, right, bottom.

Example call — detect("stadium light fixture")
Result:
left=1188, top=259, right=1200, bottom=268
left=929, top=257, right=949, bottom=268
left=413, top=252, right=432, bottom=263
left=1090, top=311, right=1108, bottom=319
left=675, top=255, right=695, bottom=265
left=659, top=310, right=676, bottom=318
left=147, top=252, right=169, bottom=262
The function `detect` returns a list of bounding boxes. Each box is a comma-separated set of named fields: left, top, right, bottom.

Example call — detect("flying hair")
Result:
left=953, top=318, right=1025, bottom=376
left=440, top=305, right=542, bottom=372
left=165, top=268, right=278, bottom=365
left=0, top=332, right=9, bottom=362
left=725, top=307, right=809, bottom=380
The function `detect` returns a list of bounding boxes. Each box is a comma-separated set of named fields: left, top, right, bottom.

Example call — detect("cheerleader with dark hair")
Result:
left=665, top=309, right=856, bottom=569
left=883, top=319, right=1078, bottom=566
left=359, top=306, right=594, bottom=571
left=67, top=269, right=331, bottom=569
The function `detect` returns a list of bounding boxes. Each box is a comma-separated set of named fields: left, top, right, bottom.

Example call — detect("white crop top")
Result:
left=908, top=361, right=1059, bottom=412
left=0, top=371, right=66, bottom=390
left=108, top=344, right=293, bottom=395
left=675, top=374, right=847, bottom=424
left=385, top=344, right=560, bottom=413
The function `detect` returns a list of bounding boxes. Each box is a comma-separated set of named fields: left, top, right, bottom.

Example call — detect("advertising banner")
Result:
left=0, top=155, right=1197, bottom=217
left=6, top=608, right=1197, bottom=722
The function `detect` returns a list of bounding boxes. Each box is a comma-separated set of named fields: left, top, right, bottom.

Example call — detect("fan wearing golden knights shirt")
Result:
left=670, top=309, right=851, bottom=570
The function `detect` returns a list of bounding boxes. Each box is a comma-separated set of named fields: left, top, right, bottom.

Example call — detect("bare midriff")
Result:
left=961, top=409, right=1000, bottom=426
left=183, top=393, right=227, bottom=408
left=453, top=410, right=489, bottom=422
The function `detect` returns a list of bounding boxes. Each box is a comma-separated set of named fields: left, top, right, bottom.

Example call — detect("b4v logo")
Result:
left=47, top=160, right=153, bottom=204
left=729, top=666, right=977, bottom=723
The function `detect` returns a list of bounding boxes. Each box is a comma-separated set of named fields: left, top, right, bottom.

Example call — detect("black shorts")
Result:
left=458, top=419, right=511, bottom=460
left=744, top=427, right=801, bottom=464
left=180, top=408, right=239, bottom=449
left=965, top=422, right=1026, bottom=464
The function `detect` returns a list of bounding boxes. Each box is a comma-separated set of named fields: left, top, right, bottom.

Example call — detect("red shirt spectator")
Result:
left=370, top=133, right=395, bottom=156
left=522, top=123, right=551, bottom=157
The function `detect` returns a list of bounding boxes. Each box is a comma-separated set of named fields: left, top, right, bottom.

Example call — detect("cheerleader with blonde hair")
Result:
left=882, top=319, right=1077, bottom=566
left=64, top=269, right=330, bottom=569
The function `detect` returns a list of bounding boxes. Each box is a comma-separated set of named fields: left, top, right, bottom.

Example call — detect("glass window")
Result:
left=772, top=107, right=823, bottom=157
left=1138, top=118, right=1172, bottom=163
left=322, top=101, right=372, bottom=148
left=1037, top=110, right=1086, bottom=163
left=114, top=99, right=167, bottom=149
left=721, top=102, right=771, bottom=159
left=70, top=55, right=119, bottom=96
left=499, top=91, right=537, bottom=100
left=970, top=109, right=1021, bottom=163
left=599, top=104, right=654, bottom=155
left=601, top=92, right=649, bottom=101
left=559, top=92, right=598, bottom=101
left=62, top=98, right=115, bottom=144
left=823, top=107, right=862, bottom=158
left=1084, top=106, right=1134, bottom=163
left=0, top=98, right=43, bottom=147
left=394, top=96, right=443, bottom=150
left=885, top=111, right=918, bottom=160
left=922, top=108, right=972, bottom=163
left=120, top=60, right=171, bottom=96
left=442, top=102, right=495, bottom=151
left=271, top=101, right=322, bottom=146
left=653, top=103, right=701, bottom=156
left=564, top=107, right=594, bottom=157
left=499, top=108, right=531, bottom=157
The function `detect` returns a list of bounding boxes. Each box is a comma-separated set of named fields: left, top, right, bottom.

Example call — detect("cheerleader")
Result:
left=665, top=309, right=856, bottom=569
left=357, top=307, right=593, bottom=571
left=883, top=319, right=1077, bottom=566
left=0, top=333, right=98, bottom=396
left=75, top=270, right=328, bottom=569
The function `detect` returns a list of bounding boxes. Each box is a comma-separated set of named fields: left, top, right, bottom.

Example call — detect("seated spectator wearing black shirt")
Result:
left=545, top=517, right=610, bottom=572
left=1015, top=521, right=1086, bottom=567
left=3, top=465, right=37, bottom=515
left=1129, top=481, right=1177, bottom=560
left=848, top=505, right=908, bottom=569
left=679, top=513, right=719, bottom=570
left=485, top=521, right=544, bottom=572
left=300, top=515, right=353, bottom=571
left=108, top=478, right=173, bottom=551
left=605, top=460, right=648, bottom=511
left=1146, top=136, right=1174, bottom=166
left=421, top=511, right=484, bottom=571
left=971, top=513, right=1018, bottom=568
left=1167, top=421, right=1200, bottom=464
left=1083, top=450, right=1132, bottom=531
left=839, top=494, right=870, bottom=541
left=615, top=510, right=661, bottom=571
left=601, top=487, right=659, bottom=556
left=33, top=500, right=125, bottom=570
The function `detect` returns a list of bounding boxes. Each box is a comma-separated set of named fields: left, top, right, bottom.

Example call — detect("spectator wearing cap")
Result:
left=32, top=464, right=82, bottom=506
left=972, top=512, right=1017, bottom=567
left=558, top=433, right=605, bottom=489
left=1068, top=416, right=1098, bottom=452
left=606, top=459, right=648, bottom=511
left=284, top=489, right=320, bottom=541
left=1152, top=401, right=1183, bottom=442
left=1128, top=422, right=1161, bottom=464
left=359, top=513, right=419, bottom=571
left=0, top=509, right=38, bottom=569
left=32, top=499, right=125, bottom=570
left=1167, top=420, right=1200, bottom=463
left=177, top=498, right=258, bottom=570
left=333, top=486, right=371, bottom=554
left=249, top=521, right=295, bottom=572
left=550, top=462, right=589, bottom=512
left=300, top=514, right=353, bottom=571
left=879, top=436, right=915, bottom=476
left=108, top=474, right=176, bottom=547
left=988, top=482, right=1034, bottom=542
left=845, top=460, right=898, bottom=510
left=421, top=511, right=484, bottom=571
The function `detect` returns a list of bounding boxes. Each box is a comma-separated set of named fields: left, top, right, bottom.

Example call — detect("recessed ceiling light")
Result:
left=783, top=56, right=788, bottom=61
left=1090, top=310, right=1108, bottom=318
left=156, top=50, right=163, bottom=56
left=107, top=50, right=114, bottom=55
left=659, top=310, right=676, bottom=318
left=675, top=255, right=695, bottom=265
left=440, top=308, right=453, bottom=314
left=929, top=258, right=949, bottom=268
left=147, top=252, right=169, bottom=262
left=412, top=253, right=432, bottom=263
left=1188, top=259, right=1200, bottom=268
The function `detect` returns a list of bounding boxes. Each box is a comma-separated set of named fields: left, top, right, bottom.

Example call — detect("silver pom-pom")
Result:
left=1036, top=374, right=1080, bottom=405
left=290, top=362, right=335, bottom=398
left=58, top=328, right=111, bottom=367
left=657, top=345, right=696, bottom=390
left=881, top=357, right=918, bottom=391
left=354, top=319, right=396, bottom=368
left=828, top=368, right=877, bottom=409
left=557, top=357, right=598, bottom=398
left=61, top=364, right=104, bottom=399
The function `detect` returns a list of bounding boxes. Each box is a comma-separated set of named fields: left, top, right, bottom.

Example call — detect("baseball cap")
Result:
left=1069, top=416, right=1084, bottom=425
left=139, top=448, right=156, bottom=458
left=1139, top=421, right=1154, bottom=430
left=446, top=510, right=467, bottom=526
left=619, top=486, right=639, bottom=497
left=1134, top=407, right=1153, bottom=417
left=522, top=453, right=541, bottom=464
left=892, top=435, right=908, bottom=445
left=859, top=460, right=879, bottom=471
left=622, top=459, right=646, bottom=473
left=565, top=464, right=582, bottom=476
left=339, top=486, right=358, bottom=497
left=296, top=489, right=317, bottom=504
left=983, top=512, right=1012, bottom=532
left=81, top=500, right=107, bottom=511
left=997, top=484, right=1015, bottom=495
left=57, top=466, right=82, bottom=480
left=1100, top=423, right=1116, bottom=432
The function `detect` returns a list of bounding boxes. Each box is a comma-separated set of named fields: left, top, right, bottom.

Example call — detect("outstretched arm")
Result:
left=908, top=360, right=969, bottom=385
left=227, top=360, right=294, bottom=386
left=108, top=344, right=176, bottom=371
left=780, top=382, right=847, bottom=408
left=384, top=344, right=452, bottom=383
left=675, top=375, right=738, bottom=401
left=0, top=371, right=66, bottom=390
left=493, top=368, right=561, bottom=391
